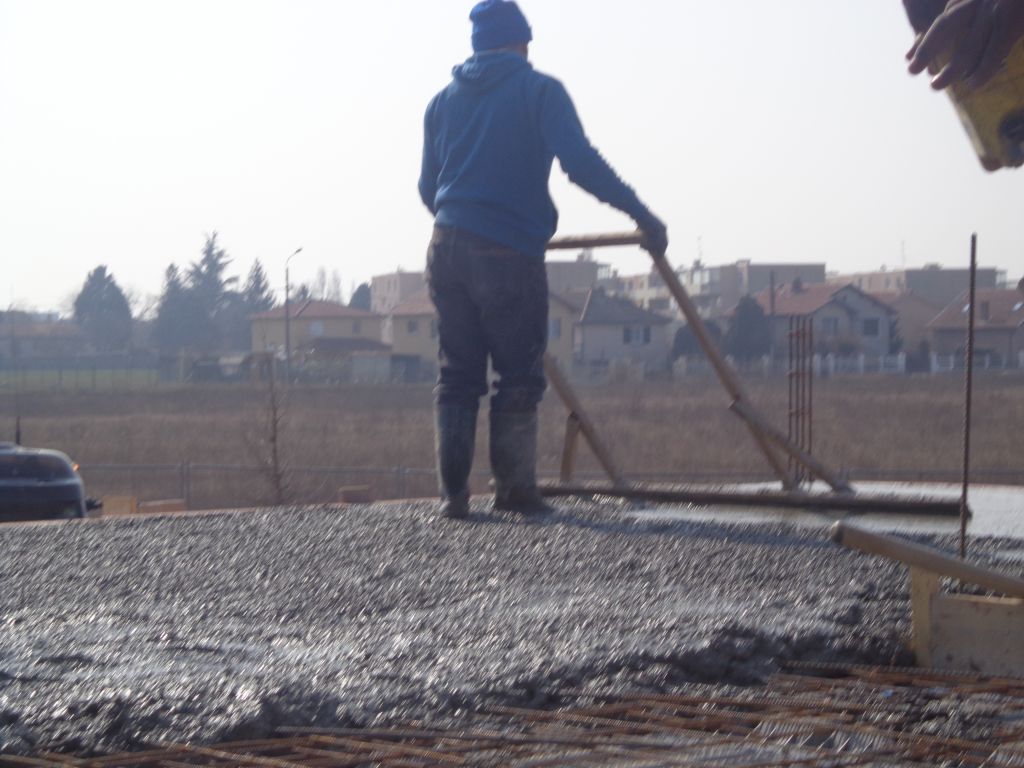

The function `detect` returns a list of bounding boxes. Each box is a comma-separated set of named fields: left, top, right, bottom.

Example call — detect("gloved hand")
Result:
left=636, top=211, right=668, bottom=259
left=907, top=0, right=1024, bottom=90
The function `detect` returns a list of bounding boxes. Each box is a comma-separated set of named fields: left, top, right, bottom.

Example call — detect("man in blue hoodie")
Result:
left=419, top=0, right=668, bottom=519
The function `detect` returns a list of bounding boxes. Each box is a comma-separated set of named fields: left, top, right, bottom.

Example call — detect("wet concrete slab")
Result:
left=0, top=496, right=1019, bottom=755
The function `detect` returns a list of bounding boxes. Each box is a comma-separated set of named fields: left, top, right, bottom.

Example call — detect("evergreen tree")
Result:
left=153, top=264, right=206, bottom=352
left=73, top=266, right=133, bottom=352
left=185, top=232, right=238, bottom=353
left=724, top=296, right=771, bottom=363
left=349, top=282, right=371, bottom=311
left=672, top=320, right=722, bottom=361
left=218, top=290, right=254, bottom=352
left=243, top=260, right=276, bottom=313
left=188, top=232, right=236, bottom=315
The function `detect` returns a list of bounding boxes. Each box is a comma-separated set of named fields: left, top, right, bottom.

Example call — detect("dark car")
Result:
left=0, top=443, right=99, bottom=522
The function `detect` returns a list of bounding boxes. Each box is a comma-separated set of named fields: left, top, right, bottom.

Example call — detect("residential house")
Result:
left=829, top=266, right=999, bottom=309
left=928, top=288, right=1024, bottom=366
left=547, top=293, right=582, bottom=371
left=371, top=271, right=425, bottom=316
left=618, top=271, right=674, bottom=315
left=575, top=289, right=672, bottom=373
left=250, top=300, right=384, bottom=355
left=618, top=259, right=827, bottom=321
left=0, top=319, right=83, bottom=361
left=867, top=291, right=943, bottom=354
left=751, top=282, right=897, bottom=358
left=389, top=289, right=439, bottom=381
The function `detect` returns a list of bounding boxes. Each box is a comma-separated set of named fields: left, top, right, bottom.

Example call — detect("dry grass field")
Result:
left=1, top=373, right=1021, bottom=508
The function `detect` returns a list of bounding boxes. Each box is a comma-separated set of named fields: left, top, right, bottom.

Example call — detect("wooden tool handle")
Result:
left=832, top=522, right=1024, bottom=599
left=547, top=232, right=645, bottom=251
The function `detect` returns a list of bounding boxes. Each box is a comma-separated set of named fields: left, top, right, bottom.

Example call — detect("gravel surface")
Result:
left=0, top=498, right=1017, bottom=755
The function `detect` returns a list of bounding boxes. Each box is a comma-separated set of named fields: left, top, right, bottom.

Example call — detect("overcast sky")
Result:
left=1, top=0, right=1021, bottom=314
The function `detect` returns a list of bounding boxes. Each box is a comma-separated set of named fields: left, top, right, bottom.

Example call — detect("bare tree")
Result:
left=327, top=270, right=343, bottom=303
left=313, top=267, right=328, bottom=300
left=244, top=362, right=291, bottom=505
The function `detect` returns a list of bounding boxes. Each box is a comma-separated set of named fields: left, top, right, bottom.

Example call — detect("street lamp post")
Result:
left=284, top=247, right=303, bottom=384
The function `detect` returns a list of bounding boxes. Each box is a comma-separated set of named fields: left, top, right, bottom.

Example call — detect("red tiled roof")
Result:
left=750, top=283, right=895, bottom=317
left=251, top=300, right=378, bottom=321
left=752, top=283, right=845, bottom=316
left=928, top=288, right=1024, bottom=330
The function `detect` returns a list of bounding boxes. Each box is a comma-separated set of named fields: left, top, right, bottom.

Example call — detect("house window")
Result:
left=310, top=321, right=325, bottom=338
left=623, top=327, right=632, bottom=344
left=353, top=321, right=362, bottom=334
left=407, top=319, right=419, bottom=335
left=862, top=318, right=880, bottom=337
left=822, top=317, right=839, bottom=337
left=549, top=318, right=562, bottom=339
left=643, top=326, right=652, bottom=344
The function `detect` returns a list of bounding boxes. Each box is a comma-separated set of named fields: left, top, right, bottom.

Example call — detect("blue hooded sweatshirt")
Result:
left=419, top=52, right=653, bottom=258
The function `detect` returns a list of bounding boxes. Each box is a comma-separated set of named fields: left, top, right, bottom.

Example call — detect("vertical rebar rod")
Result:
left=800, top=319, right=806, bottom=469
left=808, top=321, right=814, bottom=463
left=788, top=317, right=796, bottom=481
left=797, top=320, right=805, bottom=484
left=960, top=234, right=977, bottom=561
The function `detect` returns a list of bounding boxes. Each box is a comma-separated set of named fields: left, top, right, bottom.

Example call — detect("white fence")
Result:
left=676, top=350, right=1024, bottom=378
left=674, top=354, right=907, bottom=378
left=930, top=351, right=1024, bottom=373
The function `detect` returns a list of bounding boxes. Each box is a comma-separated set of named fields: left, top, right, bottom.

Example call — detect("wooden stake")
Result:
left=560, top=414, right=582, bottom=483
left=543, top=355, right=626, bottom=488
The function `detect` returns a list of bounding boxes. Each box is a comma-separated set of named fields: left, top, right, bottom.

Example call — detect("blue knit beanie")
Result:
left=470, top=0, right=532, bottom=53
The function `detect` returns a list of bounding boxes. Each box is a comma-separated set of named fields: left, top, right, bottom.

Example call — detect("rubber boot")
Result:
left=434, top=402, right=478, bottom=519
left=490, top=409, right=554, bottom=515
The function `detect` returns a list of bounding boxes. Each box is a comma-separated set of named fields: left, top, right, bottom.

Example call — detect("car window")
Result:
left=0, top=455, right=76, bottom=481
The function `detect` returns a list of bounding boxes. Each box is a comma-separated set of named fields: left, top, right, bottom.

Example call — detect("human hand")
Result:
left=636, top=212, right=668, bottom=259
left=907, top=0, right=1024, bottom=90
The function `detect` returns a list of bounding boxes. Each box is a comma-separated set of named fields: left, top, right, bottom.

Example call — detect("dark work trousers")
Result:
left=426, top=225, right=548, bottom=412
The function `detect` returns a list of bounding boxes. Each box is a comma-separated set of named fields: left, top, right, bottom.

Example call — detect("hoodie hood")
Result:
left=452, top=51, right=531, bottom=93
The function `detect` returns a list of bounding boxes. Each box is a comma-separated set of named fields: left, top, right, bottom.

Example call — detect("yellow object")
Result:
left=943, top=38, right=1024, bottom=171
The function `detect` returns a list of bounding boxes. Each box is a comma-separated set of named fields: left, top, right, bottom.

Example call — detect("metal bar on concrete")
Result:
left=33, top=666, right=1024, bottom=767
left=961, top=233, right=978, bottom=561
left=540, top=481, right=963, bottom=516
